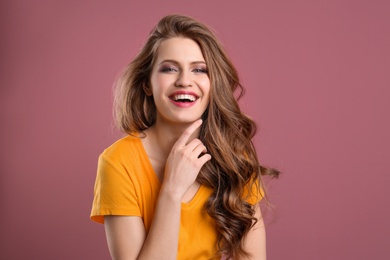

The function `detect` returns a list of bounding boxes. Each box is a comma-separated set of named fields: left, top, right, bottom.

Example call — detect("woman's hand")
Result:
left=162, top=119, right=212, bottom=200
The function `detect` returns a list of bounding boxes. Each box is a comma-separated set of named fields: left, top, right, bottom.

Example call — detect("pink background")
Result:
left=1, top=0, right=389, bottom=259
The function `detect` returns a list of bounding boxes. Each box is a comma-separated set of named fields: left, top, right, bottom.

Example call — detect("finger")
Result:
left=192, top=143, right=208, bottom=158
left=174, top=119, right=203, bottom=148
left=185, top=138, right=203, bottom=152
left=197, top=153, right=212, bottom=167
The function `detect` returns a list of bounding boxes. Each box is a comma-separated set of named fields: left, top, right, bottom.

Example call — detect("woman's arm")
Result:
left=240, top=203, right=267, bottom=260
left=104, top=216, right=146, bottom=260
left=104, top=188, right=182, bottom=260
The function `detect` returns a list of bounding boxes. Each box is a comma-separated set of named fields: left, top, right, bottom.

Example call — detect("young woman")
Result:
left=91, top=14, right=279, bottom=260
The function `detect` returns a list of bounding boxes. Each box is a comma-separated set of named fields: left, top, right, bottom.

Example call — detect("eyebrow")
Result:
left=158, top=59, right=207, bottom=65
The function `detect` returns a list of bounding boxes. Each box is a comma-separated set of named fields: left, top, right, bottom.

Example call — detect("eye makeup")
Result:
left=157, top=60, right=208, bottom=74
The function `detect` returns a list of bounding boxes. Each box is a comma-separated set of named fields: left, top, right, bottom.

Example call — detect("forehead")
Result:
left=154, top=37, right=205, bottom=63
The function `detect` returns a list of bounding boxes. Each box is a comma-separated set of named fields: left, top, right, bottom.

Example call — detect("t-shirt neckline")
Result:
left=134, top=134, right=205, bottom=207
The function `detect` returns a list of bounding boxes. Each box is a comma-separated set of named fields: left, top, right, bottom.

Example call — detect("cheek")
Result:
left=151, top=75, right=174, bottom=94
left=200, top=78, right=211, bottom=98
left=150, top=77, right=162, bottom=96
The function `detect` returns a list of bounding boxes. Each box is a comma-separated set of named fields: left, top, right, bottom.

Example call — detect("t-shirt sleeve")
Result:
left=90, top=154, right=141, bottom=224
left=243, top=177, right=265, bottom=205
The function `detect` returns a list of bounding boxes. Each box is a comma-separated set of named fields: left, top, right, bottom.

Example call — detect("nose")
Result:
left=175, top=71, right=192, bottom=87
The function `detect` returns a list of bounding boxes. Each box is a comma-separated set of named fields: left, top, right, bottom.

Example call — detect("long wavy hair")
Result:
left=114, top=14, right=279, bottom=259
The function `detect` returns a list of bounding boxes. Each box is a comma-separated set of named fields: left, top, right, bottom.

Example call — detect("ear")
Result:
left=143, top=83, right=152, bottom=96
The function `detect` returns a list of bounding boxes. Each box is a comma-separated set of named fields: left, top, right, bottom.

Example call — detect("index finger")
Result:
left=174, top=119, right=203, bottom=148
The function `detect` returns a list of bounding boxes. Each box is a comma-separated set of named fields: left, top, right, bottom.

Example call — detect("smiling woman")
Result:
left=150, top=37, right=210, bottom=124
left=90, top=14, right=279, bottom=260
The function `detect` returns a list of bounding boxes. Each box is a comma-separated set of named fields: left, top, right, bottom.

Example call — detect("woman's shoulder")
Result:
left=100, top=134, right=144, bottom=161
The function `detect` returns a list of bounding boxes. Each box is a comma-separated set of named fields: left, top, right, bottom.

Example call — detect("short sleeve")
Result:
left=90, top=154, right=141, bottom=224
left=243, top=177, right=264, bottom=205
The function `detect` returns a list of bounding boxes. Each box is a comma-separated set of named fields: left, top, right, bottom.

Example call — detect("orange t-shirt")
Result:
left=91, top=135, right=262, bottom=259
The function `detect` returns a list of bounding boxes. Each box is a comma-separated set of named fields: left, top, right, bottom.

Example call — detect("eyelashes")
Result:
left=159, top=65, right=208, bottom=74
left=193, top=68, right=208, bottom=73
left=160, top=67, right=178, bottom=73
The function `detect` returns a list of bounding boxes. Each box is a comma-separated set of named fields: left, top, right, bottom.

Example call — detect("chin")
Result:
left=169, top=117, right=202, bottom=125
left=158, top=111, right=206, bottom=125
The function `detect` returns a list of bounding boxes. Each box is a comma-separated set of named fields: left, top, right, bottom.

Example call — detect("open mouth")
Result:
left=169, top=94, right=199, bottom=103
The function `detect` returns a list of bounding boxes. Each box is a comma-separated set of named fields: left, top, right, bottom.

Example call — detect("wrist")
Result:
left=159, top=184, right=184, bottom=203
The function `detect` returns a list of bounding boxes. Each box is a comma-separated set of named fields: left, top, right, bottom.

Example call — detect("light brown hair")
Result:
left=114, top=14, right=279, bottom=259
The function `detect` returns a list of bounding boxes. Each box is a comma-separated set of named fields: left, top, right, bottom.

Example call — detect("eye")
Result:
left=193, top=68, right=208, bottom=73
left=160, top=66, right=178, bottom=73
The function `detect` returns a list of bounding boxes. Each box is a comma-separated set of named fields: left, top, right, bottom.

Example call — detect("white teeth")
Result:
left=172, top=94, right=197, bottom=101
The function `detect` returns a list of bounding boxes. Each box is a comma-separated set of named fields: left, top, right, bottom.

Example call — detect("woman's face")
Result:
left=149, top=37, right=210, bottom=125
